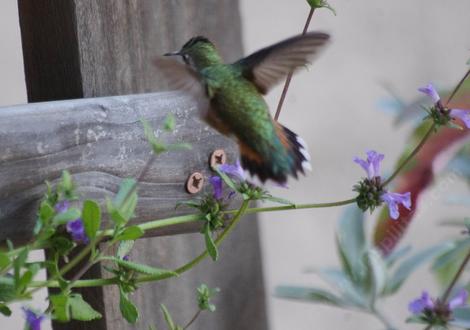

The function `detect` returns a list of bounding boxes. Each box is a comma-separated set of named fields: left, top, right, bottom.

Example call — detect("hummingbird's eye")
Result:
left=182, top=54, right=190, bottom=65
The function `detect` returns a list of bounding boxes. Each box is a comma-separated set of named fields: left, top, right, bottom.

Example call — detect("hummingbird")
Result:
left=155, top=32, right=330, bottom=185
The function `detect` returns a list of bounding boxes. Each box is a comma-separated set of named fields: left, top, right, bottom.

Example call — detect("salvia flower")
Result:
left=22, top=307, right=45, bottom=330
left=54, top=200, right=70, bottom=214
left=408, top=289, right=468, bottom=325
left=219, top=160, right=246, bottom=181
left=418, top=83, right=470, bottom=129
left=354, top=150, right=411, bottom=220
left=66, top=218, right=89, bottom=244
left=209, top=176, right=223, bottom=200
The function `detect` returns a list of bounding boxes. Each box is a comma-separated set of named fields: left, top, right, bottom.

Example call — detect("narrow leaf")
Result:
left=163, top=113, right=176, bottom=131
left=102, top=257, right=177, bottom=277
left=0, top=252, right=10, bottom=271
left=53, top=208, right=81, bottom=225
left=82, top=200, right=101, bottom=239
left=204, top=225, right=219, bottom=261
left=275, top=285, right=348, bottom=307
left=160, top=304, right=176, bottom=330
left=116, top=226, right=145, bottom=241
left=119, top=288, right=139, bottom=324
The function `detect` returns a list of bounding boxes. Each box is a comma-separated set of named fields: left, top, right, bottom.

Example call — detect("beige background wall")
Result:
left=1, top=0, right=470, bottom=329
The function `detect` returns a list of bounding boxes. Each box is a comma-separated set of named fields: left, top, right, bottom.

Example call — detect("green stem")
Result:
left=381, top=123, right=436, bottom=187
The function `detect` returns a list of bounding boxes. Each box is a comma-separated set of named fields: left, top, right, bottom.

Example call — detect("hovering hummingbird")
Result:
left=155, top=32, right=330, bottom=185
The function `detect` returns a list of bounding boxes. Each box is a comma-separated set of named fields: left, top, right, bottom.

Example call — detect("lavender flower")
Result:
left=408, top=291, right=435, bottom=315
left=380, top=192, right=412, bottom=220
left=409, top=289, right=468, bottom=322
left=219, top=160, right=246, bottom=181
left=354, top=150, right=412, bottom=220
left=418, top=83, right=470, bottom=128
left=122, top=255, right=130, bottom=261
left=22, top=308, right=45, bottom=330
left=209, top=176, right=223, bottom=200
left=353, top=150, right=384, bottom=179
left=54, top=200, right=70, bottom=214
left=66, top=218, right=89, bottom=244
left=448, top=289, right=469, bottom=310
left=418, top=83, right=441, bottom=103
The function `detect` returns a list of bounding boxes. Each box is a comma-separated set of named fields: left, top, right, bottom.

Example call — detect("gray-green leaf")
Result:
left=160, top=304, right=176, bottom=330
left=275, top=285, right=348, bottom=307
left=53, top=208, right=81, bottom=225
left=204, top=225, right=219, bottom=261
left=103, top=257, right=177, bottom=277
left=115, top=226, right=144, bottom=241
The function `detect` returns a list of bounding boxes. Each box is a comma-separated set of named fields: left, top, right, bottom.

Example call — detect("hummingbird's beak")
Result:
left=164, top=51, right=182, bottom=57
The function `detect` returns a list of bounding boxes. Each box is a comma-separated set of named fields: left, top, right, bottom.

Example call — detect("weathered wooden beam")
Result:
left=0, top=92, right=236, bottom=244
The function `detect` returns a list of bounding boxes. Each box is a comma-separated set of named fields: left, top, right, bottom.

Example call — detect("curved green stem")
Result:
left=381, top=123, right=436, bottom=187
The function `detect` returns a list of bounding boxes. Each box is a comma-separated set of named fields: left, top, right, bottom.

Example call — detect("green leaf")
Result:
left=204, top=225, right=218, bottom=261
left=53, top=208, right=81, bottom=225
left=0, top=277, right=16, bottom=302
left=82, top=200, right=101, bottom=239
left=0, top=303, right=11, bottom=316
left=363, top=249, right=387, bottom=305
left=336, top=206, right=366, bottom=284
left=117, top=240, right=135, bottom=260
left=306, top=0, right=336, bottom=14
left=160, top=304, right=176, bottom=330
left=114, top=179, right=137, bottom=207
left=39, top=201, right=55, bottom=224
left=17, top=270, right=33, bottom=293
left=384, top=242, right=454, bottom=295
left=107, top=179, right=138, bottom=225
left=163, top=113, right=176, bottom=131
left=51, top=236, right=75, bottom=256
left=115, top=226, right=144, bottom=241
left=197, top=284, right=219, bottom=312
left=0, top=252, right=10, bottom=271
left=13, top=247, right=29, bottom=287
left=69, top=293, right=102, bottom=321
left=166, top=143, right=192, bottom=151
left=51, top=293, right=71, bottom=322
left=275, top=285, right=348, bottom=307
left=119, top=288, right=139, bottom=324
left=102, top=257, right=177, bottom=277
left=142, top=119, right=168, bottom=155
left=450, top=307, right=470, bottom=328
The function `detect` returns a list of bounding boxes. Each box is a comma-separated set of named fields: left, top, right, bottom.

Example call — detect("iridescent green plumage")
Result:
left=156, top=33, right=330, bottom=184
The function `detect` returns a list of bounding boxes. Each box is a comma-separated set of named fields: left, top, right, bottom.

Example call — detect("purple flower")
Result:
left=448, top=288, right=468, bottom=310
left=66, top=218, right=89, bottom=244
left=22, top=308, right=45, bottom=330
left=419, top=83, right=470, bottom=129
left=450, top=109, right=470, bottom=128
left=210, top=176, right=223, bottom=200
left=380, top=192, right=412, bottom=220
left=54, top=200, right=70, bottom=214
left=409, top=291, right=435, bottom=315
left=219, top=160, right=246, bottom=181
left=418, top=83, right=441, bottom=103
left=353, top=150, right=384, bottom=179
left=122, top=255, right=130, bottom=261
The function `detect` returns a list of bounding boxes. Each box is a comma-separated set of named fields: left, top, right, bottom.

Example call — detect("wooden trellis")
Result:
left=0, top=1, right=268, bottom=329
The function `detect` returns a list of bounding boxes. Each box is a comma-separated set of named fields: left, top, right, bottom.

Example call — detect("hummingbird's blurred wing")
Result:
left=152, top=57, right=209, bottom=110
left=232, top=32, right=330, bottom=94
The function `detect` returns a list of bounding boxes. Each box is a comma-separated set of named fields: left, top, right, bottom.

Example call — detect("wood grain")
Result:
left=0, top=92, right=236, bottom=244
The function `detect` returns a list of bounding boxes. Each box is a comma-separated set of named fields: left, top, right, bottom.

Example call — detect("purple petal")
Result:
left=450, top=109, right=470, bottom=129
left=354, top=150, right=384, bottom=179
left=66, top=218, right=89, bottom=244
left=418, top=83, right=441, bottom=103
left=219, top=160, right=246, bottom=181
left=448, top=289, right=468, bottom=310
left=381, top=192, right=412, bottom=220
left=22, top=308, right=45, bottom=330
left=209, top=176, right=223, bottom=200
left=408, top=291, right=434, bottom=315
left=54, top=200, right=70, bottom=214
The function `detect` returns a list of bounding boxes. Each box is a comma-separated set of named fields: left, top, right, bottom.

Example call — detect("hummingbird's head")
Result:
left=164, top=36, right=222, bottom=70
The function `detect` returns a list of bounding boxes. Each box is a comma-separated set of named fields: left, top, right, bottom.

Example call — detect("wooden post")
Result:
left=15, top=1, right=268, bottom=329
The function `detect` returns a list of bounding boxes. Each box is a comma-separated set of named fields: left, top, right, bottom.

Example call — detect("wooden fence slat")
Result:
left=16, top=1, right=268, bottom=329
left=0, top=92, right=235, bottom=244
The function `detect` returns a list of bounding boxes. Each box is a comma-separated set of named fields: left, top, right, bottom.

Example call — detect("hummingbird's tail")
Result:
left=240, top=123, right=311, bottom=185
